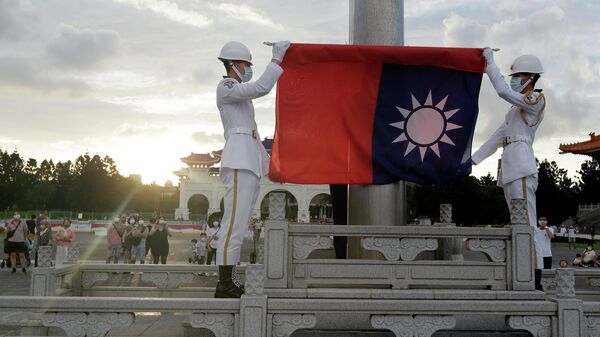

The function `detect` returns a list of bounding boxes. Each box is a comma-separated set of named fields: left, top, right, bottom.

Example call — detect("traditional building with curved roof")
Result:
left=174, top=139, right=331, bottom=223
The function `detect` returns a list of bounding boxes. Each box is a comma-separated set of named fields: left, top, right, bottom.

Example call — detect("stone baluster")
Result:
left=66, top=243, right=80, bottom=263
left=239, top=264, right=267, bottom=337
left=264, top=187, right=289, bottom=289
left=264, top=220, right=289, bottom=289
left=37, top=246, right=54, bottom=267
left=269, top=192, right=286, bottom=221
left=509, top=199, right=535, bottom=291
left=554, top=268, right=585, bottom=337
left=438, top=204, right=463, bottom=261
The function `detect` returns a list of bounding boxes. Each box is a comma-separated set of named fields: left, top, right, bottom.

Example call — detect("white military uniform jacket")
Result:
left=471, top=61, right=546, bottom=185
left=216, top=62, right=284, bottom=178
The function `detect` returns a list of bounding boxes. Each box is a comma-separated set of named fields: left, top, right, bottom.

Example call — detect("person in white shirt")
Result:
left=213, top=40, right=290, bottom=298
left=567, top=224, right=577, bottom=250
left=533, top=216, right=554, bottom=291
left=471, top=49, right=546, bottom=229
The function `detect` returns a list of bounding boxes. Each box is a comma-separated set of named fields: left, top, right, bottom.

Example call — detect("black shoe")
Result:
left=214, top=265, right=244, bottom=298
left=22, top=268, right=26, bottom=273
left=11, top=268, right=16, bottom=274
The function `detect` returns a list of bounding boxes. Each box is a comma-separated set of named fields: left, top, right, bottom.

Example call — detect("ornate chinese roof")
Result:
left=560, top=132, right=600, bottom=160
left=180, top=153, right=220, bottom=166
left=173, top=169, right=187, bottom=177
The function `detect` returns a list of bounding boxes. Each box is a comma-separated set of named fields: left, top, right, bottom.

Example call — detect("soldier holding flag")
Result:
left=471, top=48, right=546, bottom=229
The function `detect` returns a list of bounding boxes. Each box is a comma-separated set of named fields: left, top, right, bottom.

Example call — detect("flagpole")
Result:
left=347, top=0, right=407, bottom=259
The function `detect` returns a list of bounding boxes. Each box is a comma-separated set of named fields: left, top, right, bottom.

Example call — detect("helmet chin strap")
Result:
left=230, top=61, right=243, bottom=80
left=519, top=77, right=533, bottom=93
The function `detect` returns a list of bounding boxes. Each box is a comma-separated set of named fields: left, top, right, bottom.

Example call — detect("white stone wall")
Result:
left=174, top=166, right=330, bottom=221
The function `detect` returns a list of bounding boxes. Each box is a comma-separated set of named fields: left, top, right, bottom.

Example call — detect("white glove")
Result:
left=482, top=47, right=494, bottom=65
left=272, top=40, right=290, bottom=62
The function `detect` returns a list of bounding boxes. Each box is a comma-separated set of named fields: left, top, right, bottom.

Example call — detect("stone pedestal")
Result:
left=264, top=221, right=289, bottom=288
left=510, top=199, right=535, bottom=291
left=554, top=268, right=585, bottom=337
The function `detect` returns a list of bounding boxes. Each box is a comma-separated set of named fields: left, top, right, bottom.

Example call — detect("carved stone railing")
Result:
left=264, top=199, right=536, bottom=291
left=264, top=221, right=531, bottom=291
left=541, top=268, right=600, bottom=293
left=31, top=263, right=245, bottom=297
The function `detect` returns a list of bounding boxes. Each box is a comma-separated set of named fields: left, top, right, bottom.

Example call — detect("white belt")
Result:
left=225, top=127, right=257, bottom=139
left=503, top=136, right=531, bottom=147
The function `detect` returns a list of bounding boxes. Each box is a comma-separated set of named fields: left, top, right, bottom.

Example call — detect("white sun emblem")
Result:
left=389, top=91, right=462, bottom=162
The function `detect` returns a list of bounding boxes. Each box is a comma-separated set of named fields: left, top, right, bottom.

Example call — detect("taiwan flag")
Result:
left=269, top=43, right=485, bottom=185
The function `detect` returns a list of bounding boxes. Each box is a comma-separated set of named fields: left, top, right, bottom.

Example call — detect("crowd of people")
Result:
left=105, top=215, right=222, bottom=267
left=2, top=211, right=74, bottom=273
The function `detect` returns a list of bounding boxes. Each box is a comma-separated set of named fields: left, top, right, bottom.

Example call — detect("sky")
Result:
left=1, top=0, right=599, bottom=185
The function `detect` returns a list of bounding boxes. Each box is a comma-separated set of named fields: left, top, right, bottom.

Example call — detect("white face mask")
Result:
left=510, top=75, right=531, bottom=93
left=139, top=220, right=144, bottom=225
left=14, top=214, right=21, bottom=220
left=232, top=63, right=253, bottom=83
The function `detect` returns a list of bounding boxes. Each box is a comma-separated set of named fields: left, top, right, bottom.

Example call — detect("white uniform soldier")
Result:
left=472, top=48, right=546, bottom=229
left=214, top=40, right=290, bottom=298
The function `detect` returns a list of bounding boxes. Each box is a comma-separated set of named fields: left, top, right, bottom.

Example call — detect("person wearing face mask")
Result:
left=214, top=40, right=290, bottom=298
left=130, top=217, right=148, bottom=264
left=471, top=48, right=546, bottom=230
left=5, top=212, right=29, bottom=273
left=533, top=216, right=554, bottom=290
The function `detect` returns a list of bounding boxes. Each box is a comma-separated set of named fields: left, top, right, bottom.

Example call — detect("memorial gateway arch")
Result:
left=173, top=139, right=332, bottom=222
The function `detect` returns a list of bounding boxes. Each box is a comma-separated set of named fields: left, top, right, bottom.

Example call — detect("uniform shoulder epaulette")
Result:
left=222, top=80, right=235, bottom=89
left=523, top=90, right=544, bottom=105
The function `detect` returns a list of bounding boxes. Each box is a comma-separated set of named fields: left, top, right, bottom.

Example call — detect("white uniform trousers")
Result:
left=503, top=174, right=539, bottom=269
left=217, top=168, right=260, bottom=266
left=503, top=173, right=538, bottom=228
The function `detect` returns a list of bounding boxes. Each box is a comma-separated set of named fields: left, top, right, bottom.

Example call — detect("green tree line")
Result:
left=409, top=158, right=600, bottom=226
left=1, top=146, right=598, bottom=225
left=0, top=147, right=178, bottom=215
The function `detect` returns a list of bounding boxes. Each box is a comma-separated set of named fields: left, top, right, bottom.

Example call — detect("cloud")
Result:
left=442, top=12, right=486, bottom=47
left=117, top=124, right=168, bottom=138
left=0, top=54, right=89, bottom=95
left=0, top=1, right=30, bottom=41
left=208, top=3, right=284, bottom=30
left=46, top=24, right=120, bottom=69
left=105, top=92, right=218, bottom=115
left=114, top=0, right=212, bottom=28
left=191, top=131, right=224, bottom=146
left=489, top=6, right=565, bottom=45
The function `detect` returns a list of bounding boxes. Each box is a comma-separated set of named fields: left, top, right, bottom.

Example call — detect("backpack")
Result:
left=38, top=228, right=51, bottom=246
left=6, top=221, right=20, bottom=239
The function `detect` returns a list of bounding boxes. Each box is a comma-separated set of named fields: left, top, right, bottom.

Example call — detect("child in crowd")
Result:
left=189, top=239, right=199, bottom=264
left=573, top=254, right=583, bottom=267
left=582, top=245, right=596, bottom=267
left=559, top=259, right=569, bottom=268
left=198, top=233, right=207, bottom=265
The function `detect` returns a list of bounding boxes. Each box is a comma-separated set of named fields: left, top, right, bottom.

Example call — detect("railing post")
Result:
left=510, top=199, right=535, bottom=290
left=437, top=204, right=463, bottom=261
left=553, top=268, right=585, bottom=337
left=240, top=264, right=267, bottom=337
left=264, top=192, right=289, bottom=288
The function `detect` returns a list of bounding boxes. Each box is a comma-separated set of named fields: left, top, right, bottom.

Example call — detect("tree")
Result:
left=536, top=159, right=578, bottom=225
left=578, top=158, right=600, bottom=203
left=37, top=159, right=55, bottom=181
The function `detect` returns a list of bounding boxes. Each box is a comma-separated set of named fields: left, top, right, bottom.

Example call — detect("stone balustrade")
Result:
left=31, top=263, right=245, bottom=297
left=264, top=222, right=533, bottom=291
left=9, top=199, right=597, bottom=336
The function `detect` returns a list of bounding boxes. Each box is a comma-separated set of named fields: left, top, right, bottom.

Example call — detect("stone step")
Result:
left=293, top=331, right=531, bottom=337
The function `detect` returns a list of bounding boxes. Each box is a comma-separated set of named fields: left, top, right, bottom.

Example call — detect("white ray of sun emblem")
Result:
left=389, top=90, right=462, bottom=162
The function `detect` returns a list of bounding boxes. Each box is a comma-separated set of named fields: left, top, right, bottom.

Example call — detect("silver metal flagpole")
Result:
left=348, top=0, right=407, bottom=259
